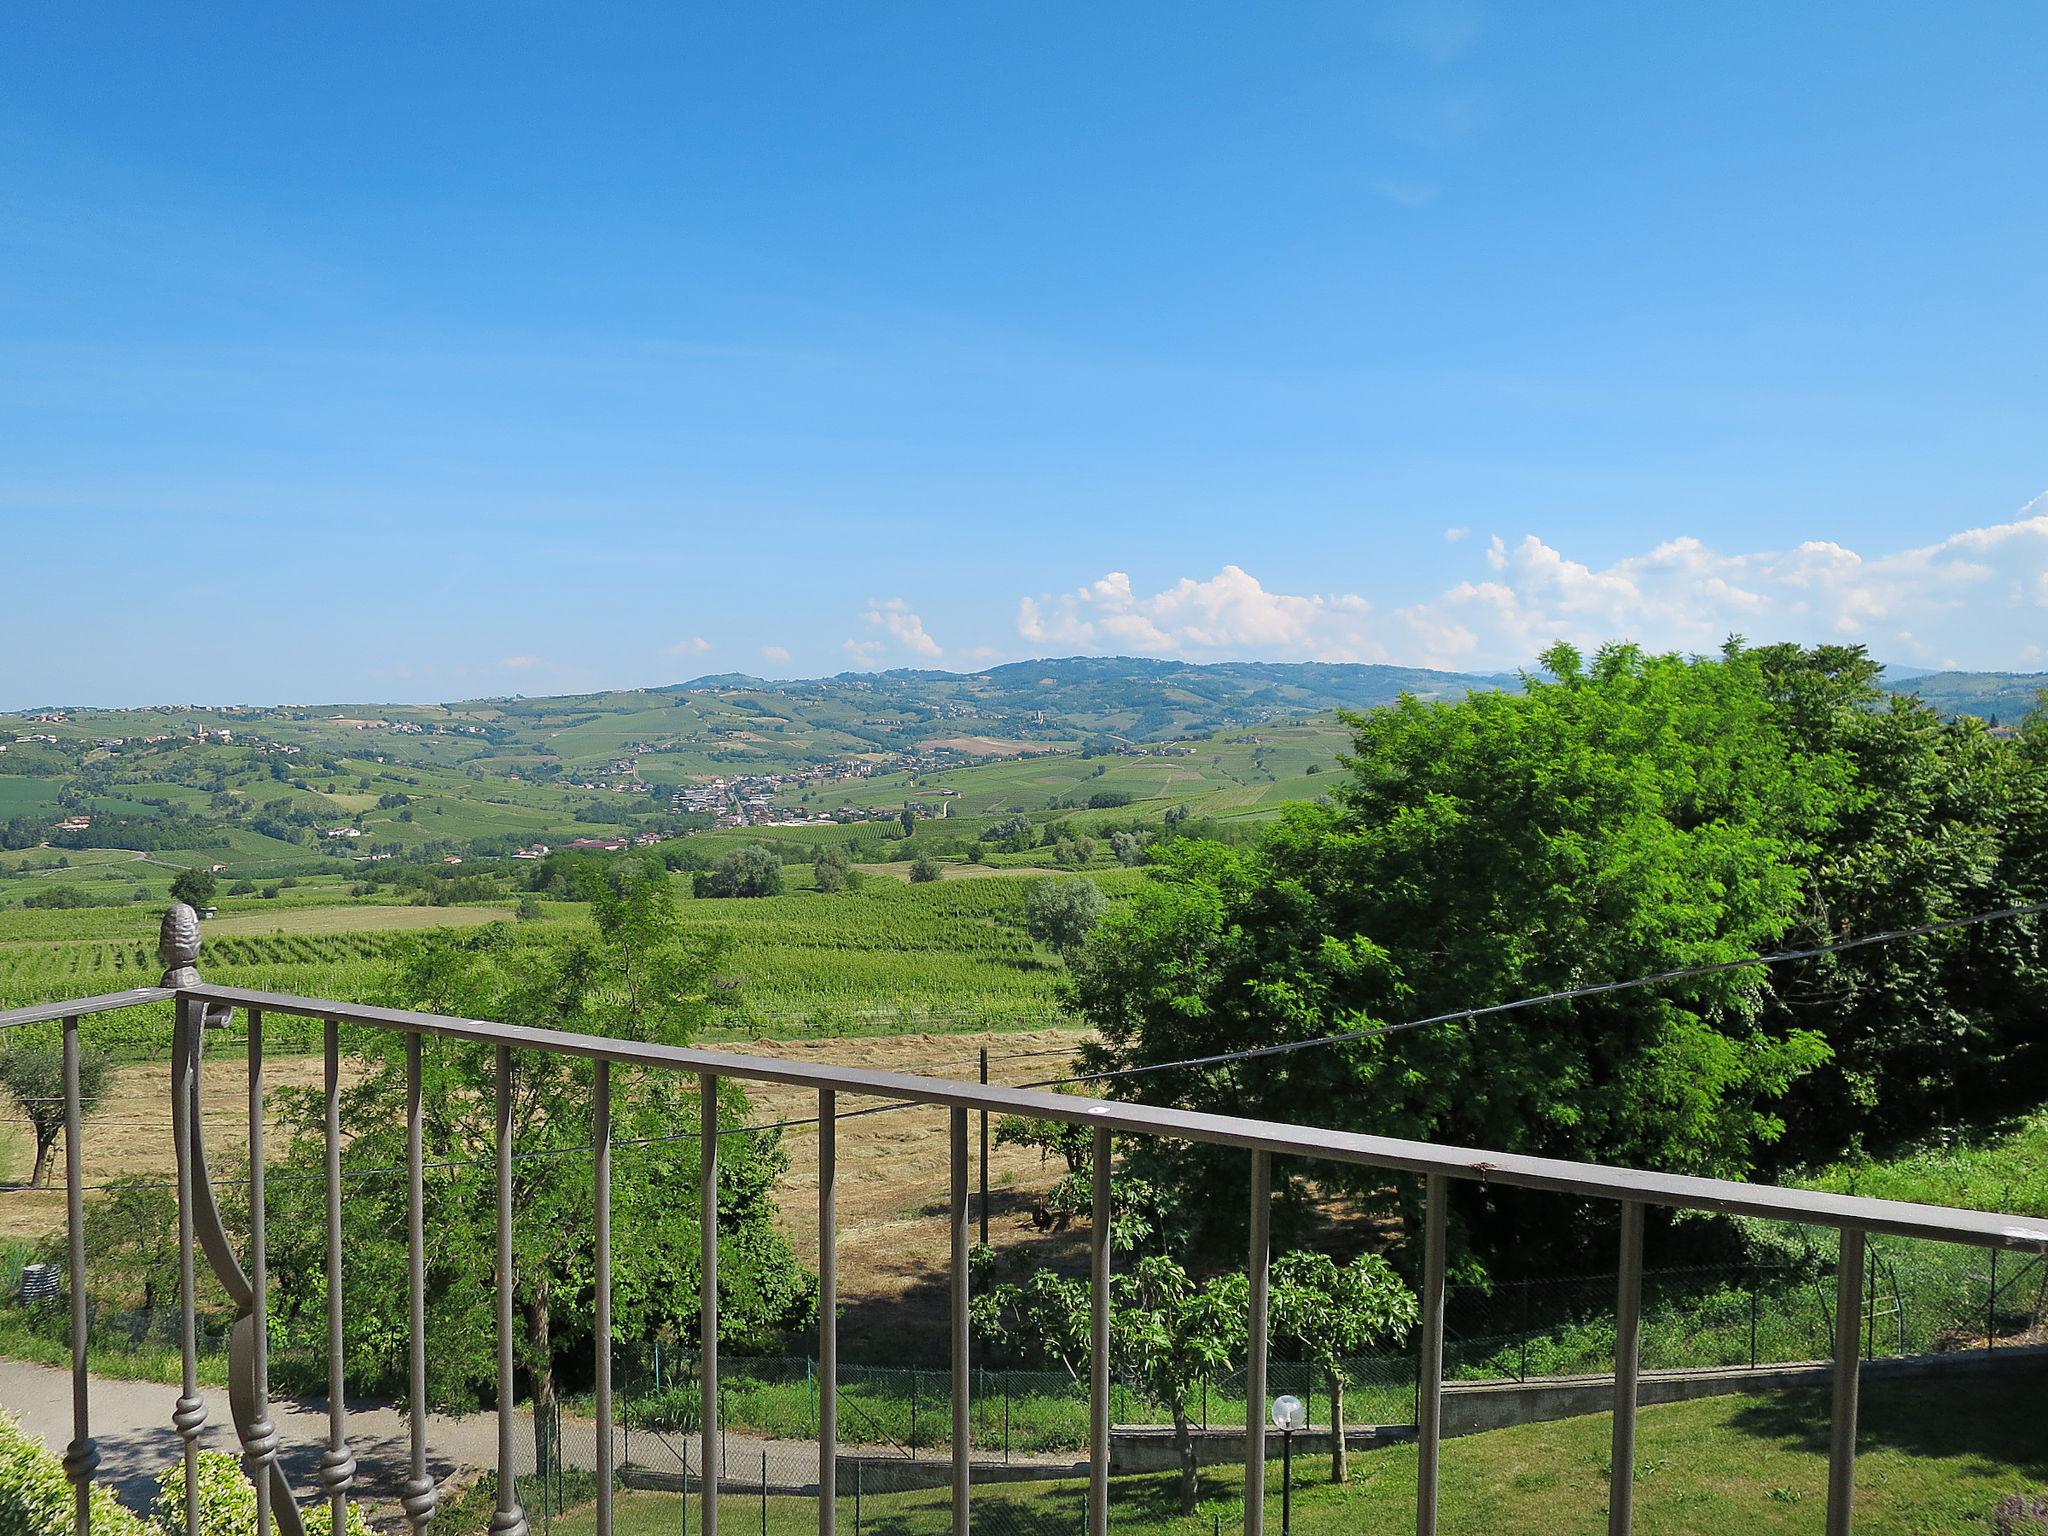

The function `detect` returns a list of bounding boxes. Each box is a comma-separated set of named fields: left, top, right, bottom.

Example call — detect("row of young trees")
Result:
left=975, top=1114, right=1416, bottom=1511
left=1065, top=642, right=2048, bottom=1277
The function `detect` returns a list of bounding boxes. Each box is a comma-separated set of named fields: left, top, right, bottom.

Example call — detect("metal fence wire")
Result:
left=457, top=1240, right=2047, bottom=1529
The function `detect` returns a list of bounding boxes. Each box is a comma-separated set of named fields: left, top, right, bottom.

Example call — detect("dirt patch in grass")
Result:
left=203, top=904, right=519, bottom=935
left=708, top=1027, right=1097, bottom=1361
left=917, top=737, right=1035, bottom=757
left=0, top=1053, right=346, bottom=1243
left=0, top=1027, right=1096, bottom=1365
left=854, top=863, right=1066, bottom=882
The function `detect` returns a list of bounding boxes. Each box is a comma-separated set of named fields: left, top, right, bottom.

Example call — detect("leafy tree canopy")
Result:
left=1071, top=642, right=2048, bottom=1271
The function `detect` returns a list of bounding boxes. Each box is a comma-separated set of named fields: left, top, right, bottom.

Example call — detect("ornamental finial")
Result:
left=159, top=902, right=202, bottom=986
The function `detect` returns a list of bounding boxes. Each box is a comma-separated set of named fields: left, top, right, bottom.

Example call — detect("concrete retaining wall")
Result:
left=1110, top=1344, right=2047, bottom=1473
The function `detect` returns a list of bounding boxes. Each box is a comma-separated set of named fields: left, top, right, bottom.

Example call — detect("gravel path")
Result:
left=0, top=1358, right=1083, bottom=1517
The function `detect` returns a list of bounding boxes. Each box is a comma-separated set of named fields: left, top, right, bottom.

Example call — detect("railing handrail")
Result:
left=128, top=981, right=2048, bottom=1254
left=0, top=987, right=173, bottom=1026
left=18, top=936, right=2042, bottom=1536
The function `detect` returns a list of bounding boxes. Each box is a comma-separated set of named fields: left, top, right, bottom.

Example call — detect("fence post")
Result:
left=1987, top=1250, right=1997, bottom=1355
left=1519, top=1280, right=1530, bottom=1383
left=1748, top=1270, right=1759, bottom=1370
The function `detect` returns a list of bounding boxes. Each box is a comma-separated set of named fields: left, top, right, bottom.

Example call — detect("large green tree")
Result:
left=1072, top=643, right=1853, bottom=1269
left=1748, top=645, right=2048, bottom=1163
left=265, top=856, right=811, bottom=1411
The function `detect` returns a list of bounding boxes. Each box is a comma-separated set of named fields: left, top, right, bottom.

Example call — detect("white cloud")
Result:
left=1443, top=527, right=1471, bottom=542
left=500, top=655, right=541, bottom=670
left=761, top=646, right=791, bottom=665
left=1017, top=496, right=2048, bottom=673
left=664, top=636, right=712, bottom=657
left=853, top=598, right=943, bottom=659
left=1019, top=565, right=1388, bottom=663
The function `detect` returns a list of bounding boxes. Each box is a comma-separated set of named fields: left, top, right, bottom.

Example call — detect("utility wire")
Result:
left=1050, top=898, right=2048, bottom=1088
left=33, top=897, right=2044, bottom=1196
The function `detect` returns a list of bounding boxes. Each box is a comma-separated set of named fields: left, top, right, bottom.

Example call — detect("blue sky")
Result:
left=3, top=2, right=2045, bottom=706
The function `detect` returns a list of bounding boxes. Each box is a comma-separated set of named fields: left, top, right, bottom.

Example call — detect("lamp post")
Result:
left=1272, top=1394, right=1306, bottom=1536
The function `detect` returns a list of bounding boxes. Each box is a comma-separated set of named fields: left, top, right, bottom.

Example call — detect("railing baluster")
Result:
left=403, top=1032, right=439, bottom=1534
left=320, top=1018, right=357, bottom=1529
left=493, top=1041, right=528, bottom=1536
left=247, top=1010, right=278, bottom=1536
left=1827, top=1228, right=1866, bottom=1536
left=171, top=995, right=206, bottom=1536
left=1608, top=1200, right=1644, bottom=1536
left=61, top=1014, right=97, bottom=1536
left=701, top=1073, right=720, bottom=1536
left=818, top=1090, right=837, bottom=1536
left=595, top=1060, right=614, bottom=1536
left=1088, top=1126, right=1112, bottom=1536
left=949, top=1106, right=971, bottom=1536
left=1416, top=1173, right=1446, bottom=1536
left=1244, top=1148, right=1271, bottom=1536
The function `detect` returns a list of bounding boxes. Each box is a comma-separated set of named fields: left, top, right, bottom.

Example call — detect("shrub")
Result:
left=908, top=855, right=942, bottom=884
left=23, top=888, right=93, bottom=910
left=153, top=1450, right=372, bottom=1536
left=168, top=869, right=218, bottom=908
left=0, top=1409, right=149, bottom=1536
left=693, top=845, right=784, bottom=898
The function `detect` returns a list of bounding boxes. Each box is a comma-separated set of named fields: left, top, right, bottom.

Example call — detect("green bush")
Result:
left=0, top=1409, right=147, bottom=1536
left=153, top=1451, right=371, bottom=1536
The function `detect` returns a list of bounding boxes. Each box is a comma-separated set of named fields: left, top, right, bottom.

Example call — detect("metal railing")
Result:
left=7, top=905, right=2048, bottom=1536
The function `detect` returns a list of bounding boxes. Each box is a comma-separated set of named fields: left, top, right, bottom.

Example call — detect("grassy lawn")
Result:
left=557, top=1368, right=2048, bottom=1536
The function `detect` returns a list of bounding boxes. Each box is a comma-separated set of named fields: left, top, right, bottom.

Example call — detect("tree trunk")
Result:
left=30, top=1129, right=56, bottom=1189
left=1328, top=1367, right=1348, bottom=1484
left=526, top=1279, right=557, bottom=1419
left=1171, top=1401, right=1198, bottom=1515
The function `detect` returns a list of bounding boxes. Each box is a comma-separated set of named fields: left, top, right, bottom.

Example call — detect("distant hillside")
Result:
left=676, top=655, right=1515, bottom=743
left=1893, top=670, right=2047, bottom=725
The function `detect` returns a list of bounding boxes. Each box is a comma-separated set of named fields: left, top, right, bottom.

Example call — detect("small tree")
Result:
left=49, top=1175, right=181, bottom=1312
left=1023, top=877, right=1105, bottom=957
left=908, top=855, right=942, bottom=884
left=994, top=1111, right=1093, bottom=1173
left=899, top=807, right=917, bottom=838
left=1269, top=1250, right=1418, bottom=1482
left=1109, top=830, right=1151, bottom=867
left=694, top=844, right=784, bottom=898
left=814, top=859, right=847, bottom=894
left=168, top=868, right=217, bottom=908
left=0, top=1041, right=108, bottom=1187
left=975, top=1253, right=1244, bottom=1515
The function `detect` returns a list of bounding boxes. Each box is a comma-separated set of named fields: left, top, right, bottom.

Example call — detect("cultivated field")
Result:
left=0, top=1026, right=1095, bottom=1361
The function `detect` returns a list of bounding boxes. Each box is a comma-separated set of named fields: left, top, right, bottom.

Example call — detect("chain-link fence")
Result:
left=7, top=1238, right=2042, bottom=1533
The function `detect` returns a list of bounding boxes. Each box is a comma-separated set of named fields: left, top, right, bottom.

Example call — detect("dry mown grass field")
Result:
left=0, top=1028, right=1095, bottom=1359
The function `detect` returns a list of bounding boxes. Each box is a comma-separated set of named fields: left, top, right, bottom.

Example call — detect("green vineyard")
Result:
left=0, top=871, right=1117, bottom=1050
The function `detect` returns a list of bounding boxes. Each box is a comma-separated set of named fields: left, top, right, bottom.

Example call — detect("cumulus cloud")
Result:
left=664, top=636, right=712, bottom=657
left=1017, top=498, right=2048, bottom=673
left=1019, top=566, right=1386, bottom=663
left=761, top=645, right=792, bottom=665
left=499, top=655, right=541, bottom=670
left=851, top=598, right=943, bottom=660
left=1443, top=526, right=1471, bottom=542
